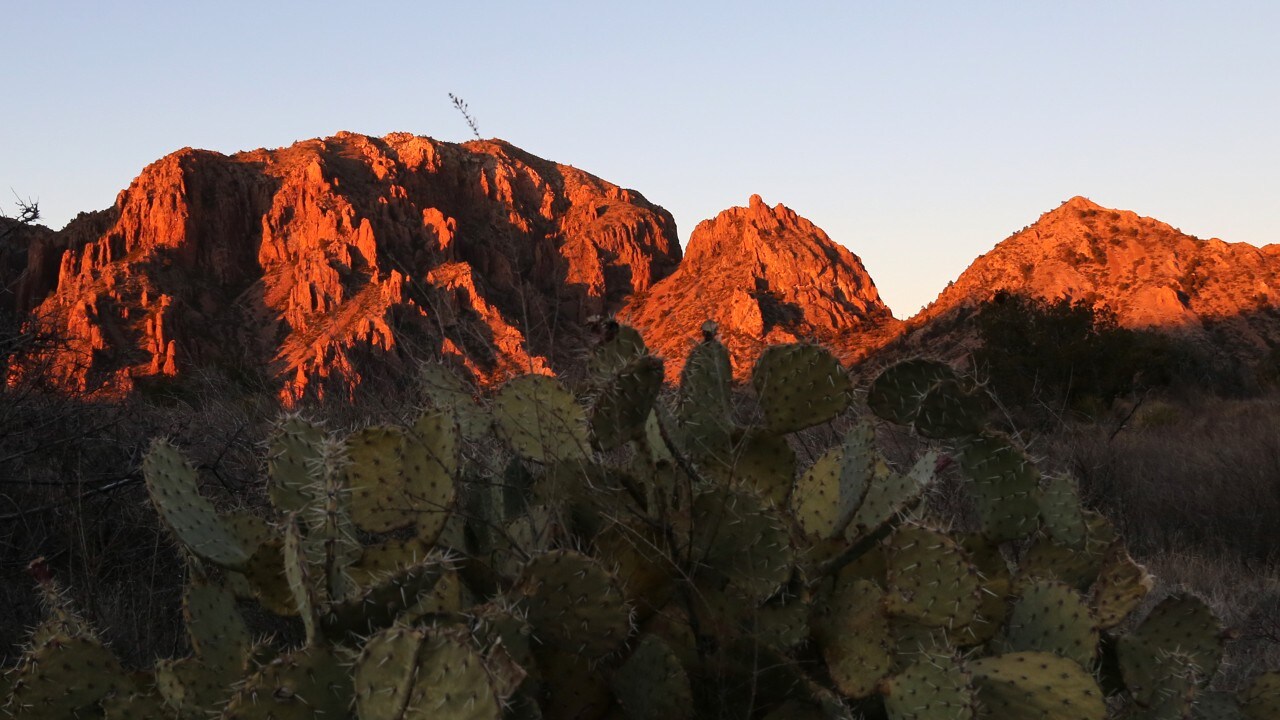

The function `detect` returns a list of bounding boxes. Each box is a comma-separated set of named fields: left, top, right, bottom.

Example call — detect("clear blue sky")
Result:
left=3, top=1, right=1278, bottom=317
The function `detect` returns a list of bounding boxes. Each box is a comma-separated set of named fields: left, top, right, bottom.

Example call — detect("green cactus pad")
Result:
left=402, top=409, right=459, bottom=543
left=968, top=651, right=1105, bottom=719
left=793, top=422, right=875, bottom=539
left=418, top=361, right=489, bottom=442
left=958, top=432, right=1041, bottom=542
left=101, top=679, right=169, bottom=720
left=868, top=359, right=957, bottom=426
left=755, top=591, right=812, bottom=652
left=1017, top=537, right=1095, bottom=590
left=999, top=579, right=1098, bottom=667
left=225, top=511, right=271, bottom=557
left=282, top=517, right=320, bottom=644
left=1038, top=474, right=1088, bottom=549
left=8, top=634, right=127, bottom=718
left=884, top=525, right=982, bottom=628
left=955, top=533, right=1011, bottom=646
left=752, top=343, right=851, bottom=434
left=846, top=452, right=938, bottom=542
left=222, top=646, right=352, bottom=719
left=724, top=429, right=796, bottom=506
left=517, top=549, right=632, bottom=660
left=882, top=652, right=975, bottom=720
left=812, top=574, right=893, bottom=699
left=183, top=578, right=250, bottom=676
left=913, top=379, right=985, bottom=440
left=493, top=374, right=589, bottom=463
left=346, top=536, right=432, bottom=589
left=346, top=424, right=411, bottom=533
left=692, top=486, right=794, bottom=603
left=143, top=439, right=251, bottom=568
left=1089, top=545, right=1153, bottom=629
left=676, top=337, right=735, bottom=463
left=1241, top=672, right=1280, bottom=720
left=588, top=322, right=649, bottom=378
left=469, top=600, right=538, bottom=687
left=1133, top=651, right=1202, bottom=720
left=156, top=655, right=237, bottom=717
left=590, top=354, right=664, bottom=451
left=612, top=634, right=693, bottom=720
left=354, top=626, right=502, bottom=720
left=321, top=551, right=451, bottom=641
left=1118, top=593, right=1224, bottom=706
left=353, top=626, right=423, bottom=720
left=267, top=414, right=326, bottom=513
left=237, top=537, right=297, bottom=616
left=593, top=519, right=674, bottom=619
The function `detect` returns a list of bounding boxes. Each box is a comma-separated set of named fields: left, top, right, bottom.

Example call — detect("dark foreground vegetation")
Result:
left=0, top=311, right=1278, bottom=718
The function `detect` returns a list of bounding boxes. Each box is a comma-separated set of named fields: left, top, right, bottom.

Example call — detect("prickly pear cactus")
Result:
left=7, top=335, right=1265, bottom=720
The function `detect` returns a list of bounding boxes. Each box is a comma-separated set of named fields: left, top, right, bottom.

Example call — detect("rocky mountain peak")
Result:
left=901, top=197, right=1280, bottom=362
left=620, top=196, right=896, bottom=378
left=5, top=132, right=681, bottom=401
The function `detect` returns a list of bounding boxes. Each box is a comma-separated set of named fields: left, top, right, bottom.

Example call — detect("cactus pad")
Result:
left=267, top=414, right=326, bottom=513
left=590, top=354, right=664, bottom=451
left=868, top=359, right=957, bottom=426
left=183, top=578, right=250, bottom=676
left=812, top=574, right=893, bottom=698
left=969, top=651, right=1105, bottom=719
left=419, top=361, right=489, bottom=442
left=612, top=634, right=693, bottom=720
left=9, top=634, right=126, bottom=718
left=1038, top=474, right=1088, bottom=549
left=793, top=422, right=875, bottom=539
left=402, top=409, right=459, bottom=543
left=1242, top=672, right=1280, bottom=720
left=144, top=439, right=251, bottom=568
left=1118, top=593, right=1224, bottom=705
left=355, top=626, right=502, bottom=720
left=884, top=525, right=982, bottom=628
left=752, top=343, right=851, bottom=434
left=517, top=549, right=631, bottom=659
left=493, top=374, right=589, bottom=463
left=999, top=579, right=1098, bottom=667
left=677, top=337, right=735, bottom=462
left=958, top=432, right=1040, bottom=542
left=846, top=451, right=937, bottom=542
left=222, top=646, right=352, bottom=719
left=692, top=486, right=794, bottom=603
left=1089, top=545, right=1153, bottom=630
left=882, top=652, right=975, bottom=720
left=913, top=379, right=985, bottom=440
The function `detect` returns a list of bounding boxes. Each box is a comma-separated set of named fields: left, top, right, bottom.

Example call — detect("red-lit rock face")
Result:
left=9, top=132, right=680, bottom=400
left=621, top=194, right=896, bottom=379
left=901, top=196, right=1280, bottom=360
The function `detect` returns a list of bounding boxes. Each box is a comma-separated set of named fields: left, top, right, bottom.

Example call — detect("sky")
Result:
left=3, top=1, right=1279, bottom=317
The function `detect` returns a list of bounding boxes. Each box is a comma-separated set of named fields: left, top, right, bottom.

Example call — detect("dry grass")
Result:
left=1035, top=391, right=1280, bottom=682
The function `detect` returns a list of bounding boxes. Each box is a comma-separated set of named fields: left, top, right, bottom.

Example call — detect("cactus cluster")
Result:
left=2, top=326, right=1275, bottom=719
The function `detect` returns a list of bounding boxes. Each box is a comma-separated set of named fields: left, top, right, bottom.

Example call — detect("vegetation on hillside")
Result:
left=2, top=325, right=1275, bottom=719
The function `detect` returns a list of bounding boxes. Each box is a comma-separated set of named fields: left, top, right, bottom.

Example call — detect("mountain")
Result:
left=620, top=194, right=896, bottom=378
left=895, top=196, right=1280, bottom=363
left=4, top=132, right=681, bottom=400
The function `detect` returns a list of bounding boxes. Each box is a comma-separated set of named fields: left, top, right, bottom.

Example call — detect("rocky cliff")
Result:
left=7, top=132, right=681, bottom=400
left=620, top=195, right=896, bottom=378
left=897, top=196, right=1280, bottom=361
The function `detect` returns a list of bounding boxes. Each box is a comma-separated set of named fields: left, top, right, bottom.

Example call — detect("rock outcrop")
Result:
left=898, top=196, right=1280, bottom=361
left=620, top=195, right=896, bottom=378
left=7, top=132, right=680, bottom=400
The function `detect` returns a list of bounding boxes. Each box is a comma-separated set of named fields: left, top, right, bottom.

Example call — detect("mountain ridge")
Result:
left=6, top=135, right=1280, bottom=398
